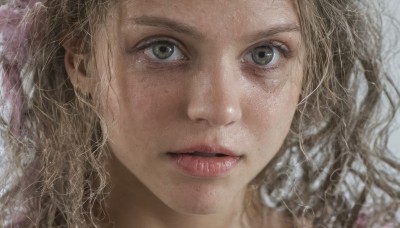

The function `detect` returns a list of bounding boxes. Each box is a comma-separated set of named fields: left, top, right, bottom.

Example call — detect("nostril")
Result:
left=187, top=103, right=242, bottom=126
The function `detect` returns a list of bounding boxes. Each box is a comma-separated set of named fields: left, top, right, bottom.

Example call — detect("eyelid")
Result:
left=243, top=41, right=290, bottom=58
left=135, top=36, right=188, bottom=57
left=241, top=41, right=290, bottom=70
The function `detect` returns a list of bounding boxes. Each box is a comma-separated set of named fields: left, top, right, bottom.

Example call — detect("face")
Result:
left=92, top=0, right=303, bottom=215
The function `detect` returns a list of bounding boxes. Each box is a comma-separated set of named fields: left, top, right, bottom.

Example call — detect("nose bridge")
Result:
left=186, top=57, right=242, bottom=126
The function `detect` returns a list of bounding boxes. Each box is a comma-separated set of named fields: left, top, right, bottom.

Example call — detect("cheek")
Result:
left=245, top=78, right=300, bottom=142
left=102, top=72, right=184, bottom=140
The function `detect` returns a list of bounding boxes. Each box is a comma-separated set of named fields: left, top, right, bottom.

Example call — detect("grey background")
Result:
left=385, top=0, right=400, bottom=155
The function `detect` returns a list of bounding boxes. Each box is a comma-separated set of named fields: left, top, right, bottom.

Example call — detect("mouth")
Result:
left=166, top=145, right=241, bottom=177
left=168, top=151, right=232, bottom=158
left=168, top=144, right=240, bottom=157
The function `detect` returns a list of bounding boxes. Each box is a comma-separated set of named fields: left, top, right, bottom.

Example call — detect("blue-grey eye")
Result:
left=143, top=39, right=185, bottom=62
left=152, top=41, right=175, bottom=59
left=243, top=44, right=281, bottom=67
left=251, top=46, right=275, bottom=65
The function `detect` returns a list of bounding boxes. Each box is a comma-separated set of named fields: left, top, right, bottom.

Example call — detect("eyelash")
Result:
left=135, top=37, right=188, bottom=64
left=133, top=36, right=290, bottom=72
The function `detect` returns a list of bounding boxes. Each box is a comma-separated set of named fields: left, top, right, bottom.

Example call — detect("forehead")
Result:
left=117, top=0, right=299, bottom=39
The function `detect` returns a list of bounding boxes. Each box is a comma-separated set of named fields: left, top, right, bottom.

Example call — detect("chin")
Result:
left=169, top=200, right=221, bottom=215
left=161, top=185, right=231, bottom=215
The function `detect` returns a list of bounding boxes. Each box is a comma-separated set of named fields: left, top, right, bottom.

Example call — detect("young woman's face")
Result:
left=94, top=0, right=303, bottom=215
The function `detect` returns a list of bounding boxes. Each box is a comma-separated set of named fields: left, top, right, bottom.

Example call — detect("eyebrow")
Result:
left=132, top=16, right=203, bottom=38
left=131, top=15, right=300, bottom=40
left=244, top=24, right=300, bottom=42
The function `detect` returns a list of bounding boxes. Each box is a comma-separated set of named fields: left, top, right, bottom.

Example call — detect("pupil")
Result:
left=159, top=46, right=167, bottom=53
left=252, top=46, right=274, bottom=65
left=258, top=52, right=266, bottom=58
left=153, top=42, right=174, bottom=59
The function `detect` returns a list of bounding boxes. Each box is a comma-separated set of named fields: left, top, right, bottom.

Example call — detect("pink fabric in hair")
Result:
left=354, top=211, right=396, bottom=228
left=0, top=0, right=41, bottom=135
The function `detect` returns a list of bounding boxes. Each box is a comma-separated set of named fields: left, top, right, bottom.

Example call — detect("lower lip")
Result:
left=168, top=153, right=241, bottom=177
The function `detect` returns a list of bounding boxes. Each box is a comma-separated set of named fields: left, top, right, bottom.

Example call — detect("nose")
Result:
left=186, top=60, right=242, bottom=127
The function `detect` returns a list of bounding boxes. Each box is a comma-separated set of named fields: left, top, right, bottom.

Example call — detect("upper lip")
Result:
left=168, top=144, right=240, bottom=157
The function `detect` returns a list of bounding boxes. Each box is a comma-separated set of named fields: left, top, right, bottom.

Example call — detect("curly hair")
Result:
left=257, top=1, right=400, bottom=227
left=0, top=0, right=399, bottom=227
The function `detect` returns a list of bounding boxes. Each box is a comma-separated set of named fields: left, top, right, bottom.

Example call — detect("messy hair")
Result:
left=0, top=0, right=399, bottom=227
left=257, top=0, right=400, bottom=226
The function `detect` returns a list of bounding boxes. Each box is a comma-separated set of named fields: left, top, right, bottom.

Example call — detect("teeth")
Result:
left=191, top=151, right=218, bottom=157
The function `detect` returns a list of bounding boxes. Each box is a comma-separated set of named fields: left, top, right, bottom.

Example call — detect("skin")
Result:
left=66, top=0, right=304, bottom=227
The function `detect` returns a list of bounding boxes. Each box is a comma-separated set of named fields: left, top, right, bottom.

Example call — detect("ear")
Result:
left=64, top=47, right=95, bottom=95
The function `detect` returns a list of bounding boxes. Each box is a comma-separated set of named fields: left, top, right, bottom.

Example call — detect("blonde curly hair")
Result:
left=0, top=0, right=399, bottom=227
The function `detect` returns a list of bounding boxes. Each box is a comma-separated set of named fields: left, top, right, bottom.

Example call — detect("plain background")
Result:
left=385, top=0, right=400, bottom=155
